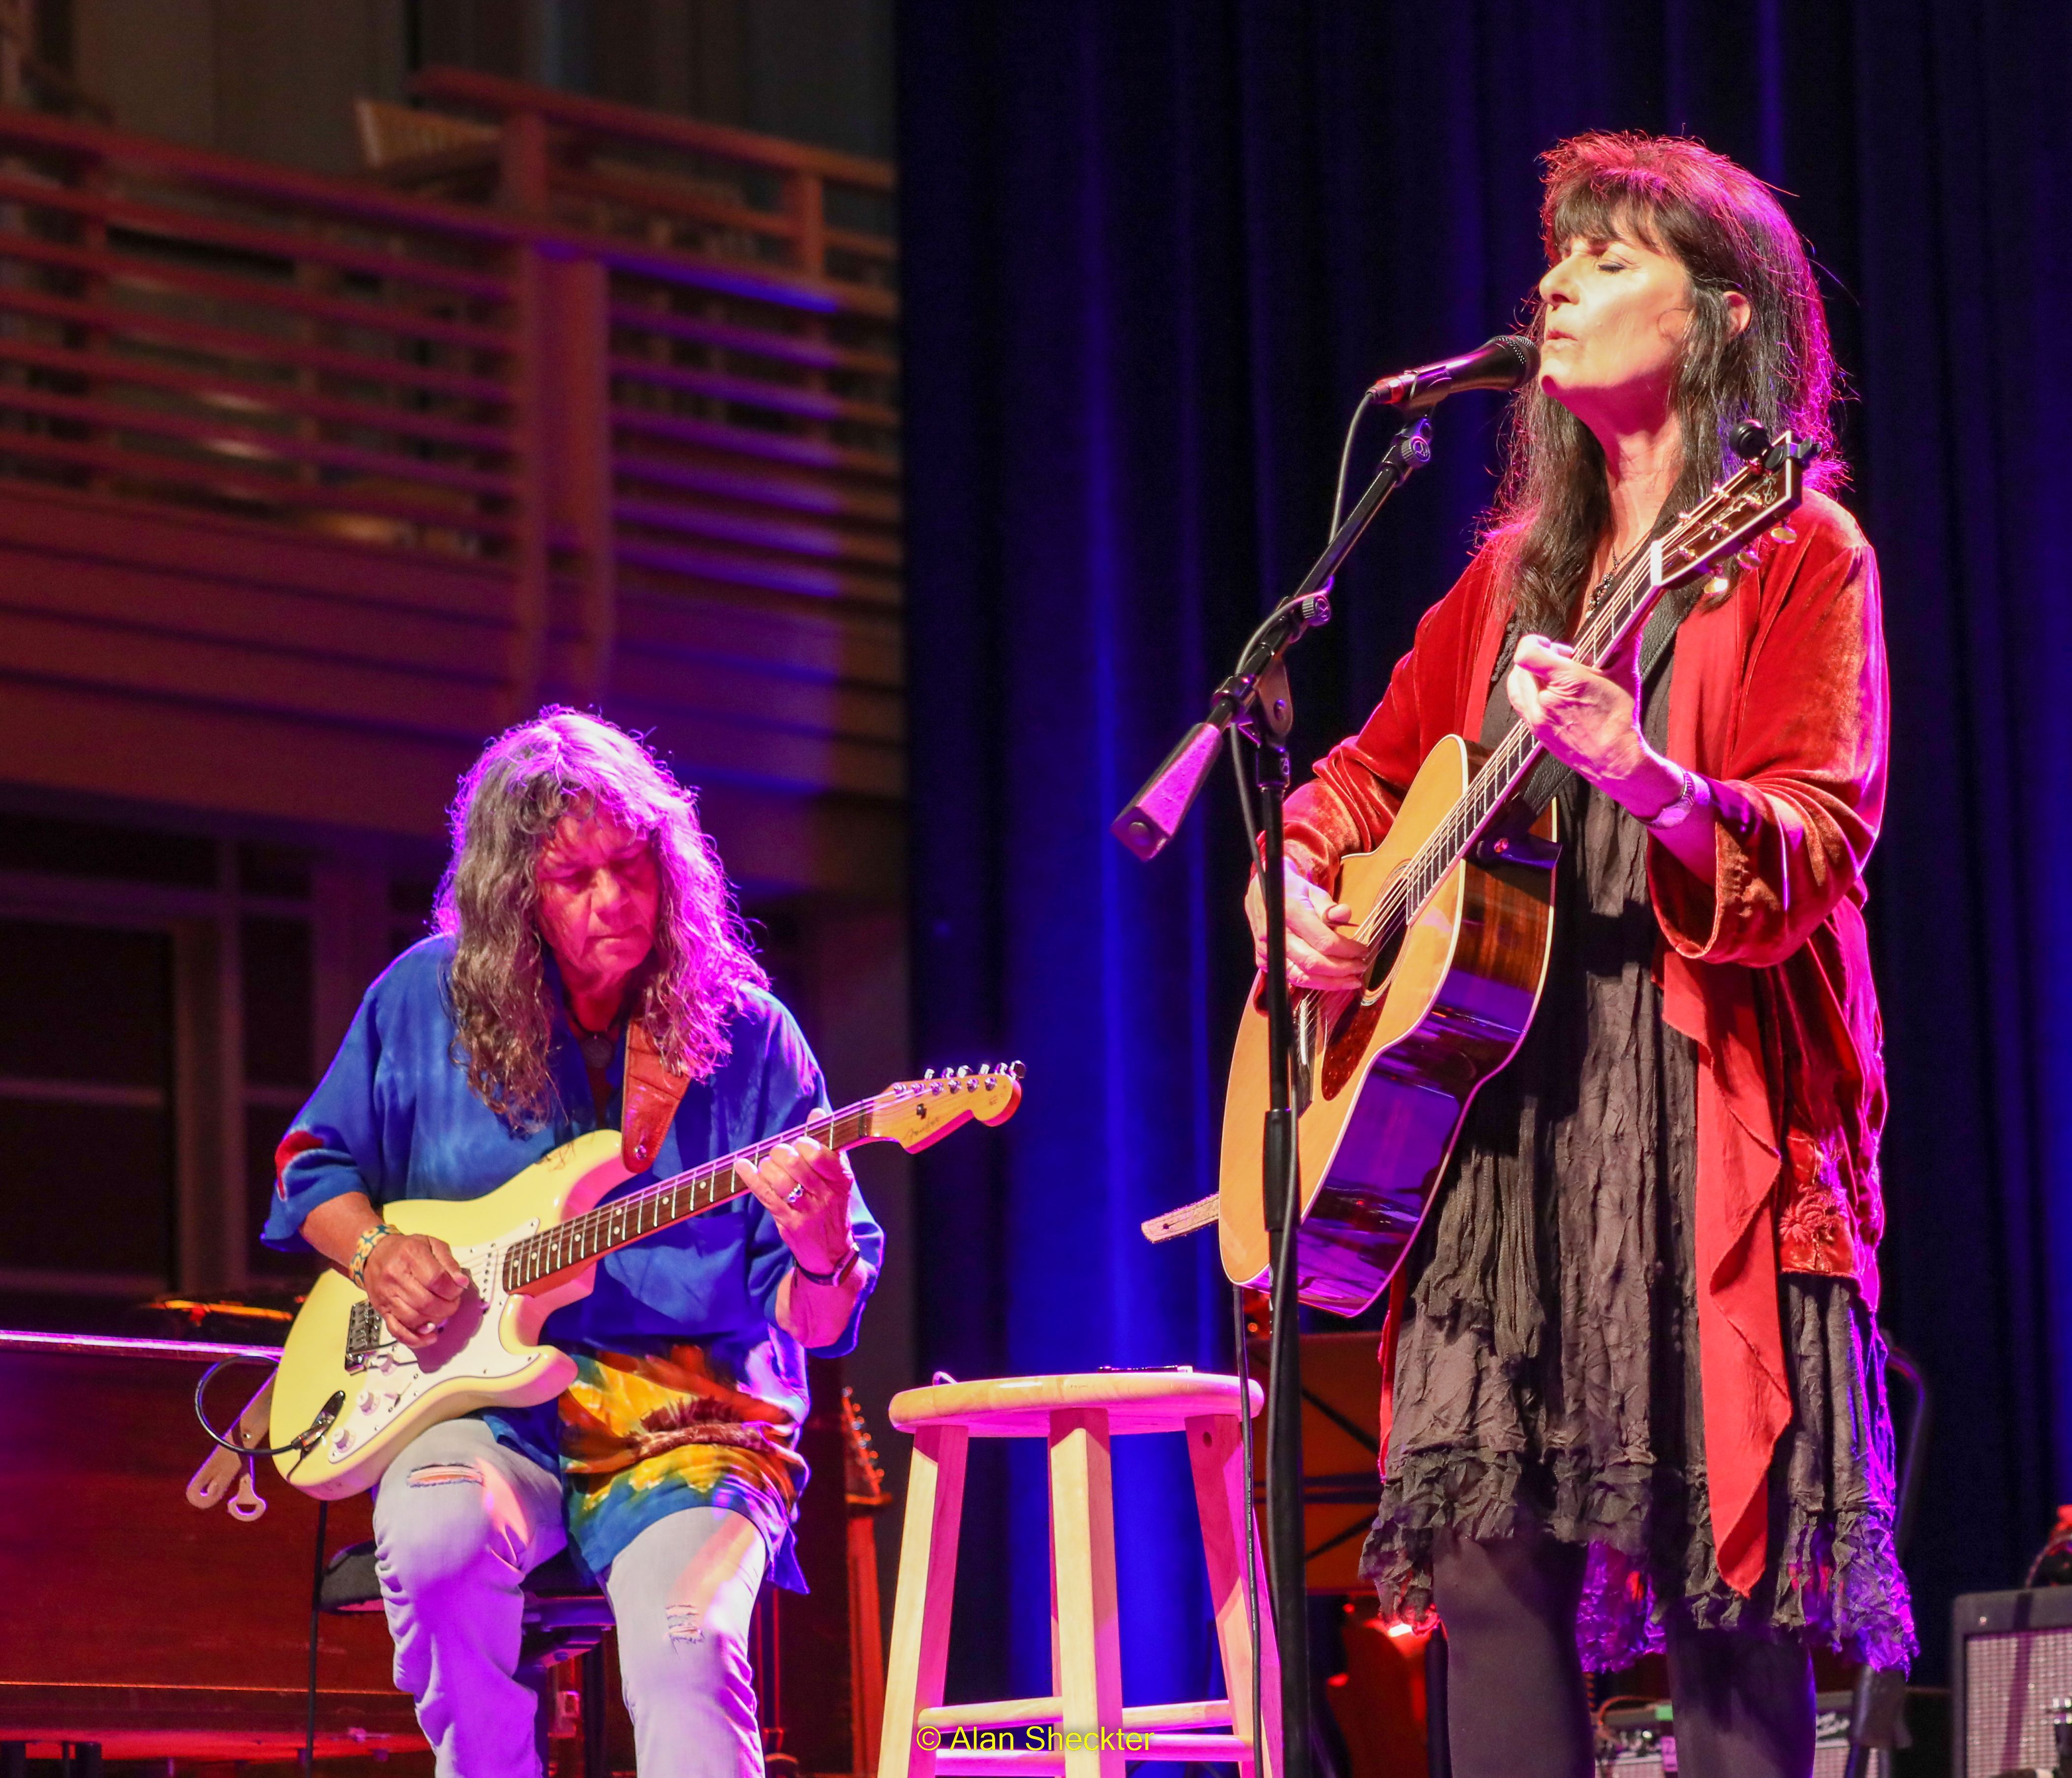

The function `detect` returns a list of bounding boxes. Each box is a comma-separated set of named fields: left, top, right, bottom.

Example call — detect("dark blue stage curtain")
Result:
left=899, top=0, right=2072, bottom=1695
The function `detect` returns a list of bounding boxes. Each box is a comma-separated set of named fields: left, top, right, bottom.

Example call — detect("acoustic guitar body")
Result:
left=1219, top=735, right=1559, bottom=1315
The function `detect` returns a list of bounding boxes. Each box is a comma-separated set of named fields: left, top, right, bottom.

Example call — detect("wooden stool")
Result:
left=877, top=1372, right=1278, bottom=1778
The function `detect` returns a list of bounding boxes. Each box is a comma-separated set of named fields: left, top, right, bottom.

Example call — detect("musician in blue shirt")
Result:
left=263, top=708, right=882, bottom=1778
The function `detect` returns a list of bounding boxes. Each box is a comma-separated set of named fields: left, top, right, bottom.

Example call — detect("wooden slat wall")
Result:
left=408, top=68, right=905, bottom=810
left=0, top=85, right=902, bottom=896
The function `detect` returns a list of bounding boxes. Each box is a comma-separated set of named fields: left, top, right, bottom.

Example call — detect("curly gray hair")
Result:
left=434, top=707, right=767, bottom=1127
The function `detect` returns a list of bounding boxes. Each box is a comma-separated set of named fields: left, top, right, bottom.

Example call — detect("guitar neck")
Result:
left=502, top=1099, right=878, bottom=1291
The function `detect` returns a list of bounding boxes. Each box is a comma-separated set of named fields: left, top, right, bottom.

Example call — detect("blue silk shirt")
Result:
left=261, top=936, right=882, bottom=1586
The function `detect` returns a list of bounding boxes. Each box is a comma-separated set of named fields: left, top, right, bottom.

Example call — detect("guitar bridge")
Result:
left=343, top=1300, right=389, bottom=1373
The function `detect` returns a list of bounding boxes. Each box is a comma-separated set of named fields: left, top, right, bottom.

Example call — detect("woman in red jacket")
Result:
left=1250, top=134, right=1908, bottom=1778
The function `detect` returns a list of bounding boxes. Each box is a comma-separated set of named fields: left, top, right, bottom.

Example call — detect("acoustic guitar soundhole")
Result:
left=1362, top=923, right=1405, bottom=1002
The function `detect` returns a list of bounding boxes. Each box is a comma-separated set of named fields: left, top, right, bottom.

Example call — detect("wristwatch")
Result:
left=1642, top=764, right=1707, bottom=832
left=794, top=1244, right=863, bottom=1288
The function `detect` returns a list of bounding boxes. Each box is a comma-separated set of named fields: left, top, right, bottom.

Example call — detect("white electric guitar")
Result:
left=268, top=1063, right=1025, bottom=1499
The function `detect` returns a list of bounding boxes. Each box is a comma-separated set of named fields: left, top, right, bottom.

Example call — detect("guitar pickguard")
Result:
left=314, top=1225, right=545, bottom=1470
left=1319, top=996, right=1384, bottom=1101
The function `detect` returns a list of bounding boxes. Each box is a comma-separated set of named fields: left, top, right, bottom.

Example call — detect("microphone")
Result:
left=1369, top=334, right=1539, bottom=407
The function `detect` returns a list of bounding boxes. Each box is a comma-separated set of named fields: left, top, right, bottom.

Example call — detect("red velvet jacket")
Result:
left=1282, top=490, right=1888, bottom=1596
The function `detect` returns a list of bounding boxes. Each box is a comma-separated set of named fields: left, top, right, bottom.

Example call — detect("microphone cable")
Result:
left=1228, top=385, right=1380, bottom=851
left=1221, top=374, right=1385, bottom=1773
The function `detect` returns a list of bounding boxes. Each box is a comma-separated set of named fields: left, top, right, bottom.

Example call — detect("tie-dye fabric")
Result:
left=560, top=1342, right=807, bottom=1585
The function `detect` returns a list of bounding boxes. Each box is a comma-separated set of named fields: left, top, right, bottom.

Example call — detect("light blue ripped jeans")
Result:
left=371, top=1417, right=767, bottom=1778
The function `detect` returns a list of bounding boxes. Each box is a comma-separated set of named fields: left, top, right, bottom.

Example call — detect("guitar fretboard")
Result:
left=501, top=1100, right=876, bottom=1291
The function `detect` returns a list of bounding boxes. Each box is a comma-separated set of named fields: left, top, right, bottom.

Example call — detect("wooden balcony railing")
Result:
left=0, top=90, right=902, bottom=890
left=372, top=67, right=897, bottom=294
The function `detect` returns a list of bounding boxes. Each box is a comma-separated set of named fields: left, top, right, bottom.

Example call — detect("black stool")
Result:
left=322, top=1539, right=614, bottom=1777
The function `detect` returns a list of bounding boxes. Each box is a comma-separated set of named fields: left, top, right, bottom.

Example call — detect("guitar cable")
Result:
left=192, top=1355, right=336, bottom=1461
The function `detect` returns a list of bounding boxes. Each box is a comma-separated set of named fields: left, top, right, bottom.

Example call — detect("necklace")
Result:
left=568, top=1005, right=625, bottom=1072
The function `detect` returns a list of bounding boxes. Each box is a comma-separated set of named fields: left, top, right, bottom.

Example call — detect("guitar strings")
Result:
left=503, top=1097, right=878, bottom=1286
left=1287, top=466, right=1775, bottom=1053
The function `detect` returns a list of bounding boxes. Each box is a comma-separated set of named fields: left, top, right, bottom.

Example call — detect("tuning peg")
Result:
left=1706, top=572, right=1731, bottom=596
left=923, top=1068, right=935, bottom=1079
left=1010, top=1060, right=1026, bottom=1078
left=956, top=1065, right=971, bottom=1076
left=1768, top=523, right=1798, bottom=545
left=1736, top=547, right=1762, bottom=570
left=1731, top=418, right=1772, bottom=459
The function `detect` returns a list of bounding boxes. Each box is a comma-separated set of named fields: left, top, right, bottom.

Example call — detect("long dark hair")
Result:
left=434, top=708, right=768, bottom=1128
left=1491, top=132, right=1843, bottom=633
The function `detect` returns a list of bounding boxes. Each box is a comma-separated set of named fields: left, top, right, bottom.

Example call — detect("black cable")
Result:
left=1229, top=388, right=1378, bottom=936
left=1230, top=728, right=1260, bottom=851
left=193, top=1356, right=319, bottom=1458
left=1264, top=1051, right=1308, bottom=1755
left=303, top=1497, right=329, bottom=1776
left=1331, top=390, right=1377, bottom=535
left=1233, top=1282, right=1264, bottom=1770
left=1216, top=384, right=1385, bottom=1773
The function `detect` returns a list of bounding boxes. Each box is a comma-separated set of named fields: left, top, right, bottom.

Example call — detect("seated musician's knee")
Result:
left=610, top=1508, right=764, bottom=1701
left=374, top=1456, right=535, bottom=1596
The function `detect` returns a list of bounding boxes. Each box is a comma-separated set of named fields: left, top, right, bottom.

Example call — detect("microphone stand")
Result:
left=1112, top=411, right=1436, bottom=1778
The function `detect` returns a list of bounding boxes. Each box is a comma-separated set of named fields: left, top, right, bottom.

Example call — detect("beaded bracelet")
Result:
left=349, top=1221, right=398, bottom=1291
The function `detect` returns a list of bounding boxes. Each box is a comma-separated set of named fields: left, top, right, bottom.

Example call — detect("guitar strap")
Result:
left=1502, top=583, right=1700, bottom=822
left=621, top=1019, right=691, bottom=1173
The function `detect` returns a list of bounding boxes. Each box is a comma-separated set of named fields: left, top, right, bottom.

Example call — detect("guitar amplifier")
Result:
left=1954, top=1586, right=2072, bottom=1777
left=1598, top=1695, right=1887, bottom=1777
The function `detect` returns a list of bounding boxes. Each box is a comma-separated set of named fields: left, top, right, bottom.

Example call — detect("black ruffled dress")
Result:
left=1357, top=628, right=1916, bottom=1672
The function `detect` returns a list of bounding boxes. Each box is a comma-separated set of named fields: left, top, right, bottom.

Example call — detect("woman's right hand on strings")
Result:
left=1245, top=861, right=1367, bottom=991
left=363, top=1231, right=471, bottom=1349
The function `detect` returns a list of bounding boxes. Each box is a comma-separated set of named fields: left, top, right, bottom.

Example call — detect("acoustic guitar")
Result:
left=1218, top=427, right=1812, bottom=1313
left=268, top=1064, right=1025, bottom=1498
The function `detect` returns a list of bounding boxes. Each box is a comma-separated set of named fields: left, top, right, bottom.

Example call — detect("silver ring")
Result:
left=785, top=1183, right=807, bottom=1205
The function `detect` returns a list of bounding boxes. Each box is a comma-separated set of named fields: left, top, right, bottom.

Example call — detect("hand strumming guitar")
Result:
left=301, top=1190, right=471, bottom=1350
left=1244, top=862, right=1367, bottom=991
left=363, top=1231, right=472, bottom=1349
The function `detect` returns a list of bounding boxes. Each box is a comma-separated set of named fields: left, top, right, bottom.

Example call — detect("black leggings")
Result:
left=1430, top=1527, right=1815, bottom=1778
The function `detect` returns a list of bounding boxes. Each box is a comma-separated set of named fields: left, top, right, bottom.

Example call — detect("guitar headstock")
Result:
left=1650, top=424, right=1817, bottom=594
left=870, top=1061, right=1025, bottom=1152
left=840, top=1385, right=890, bottom=1509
